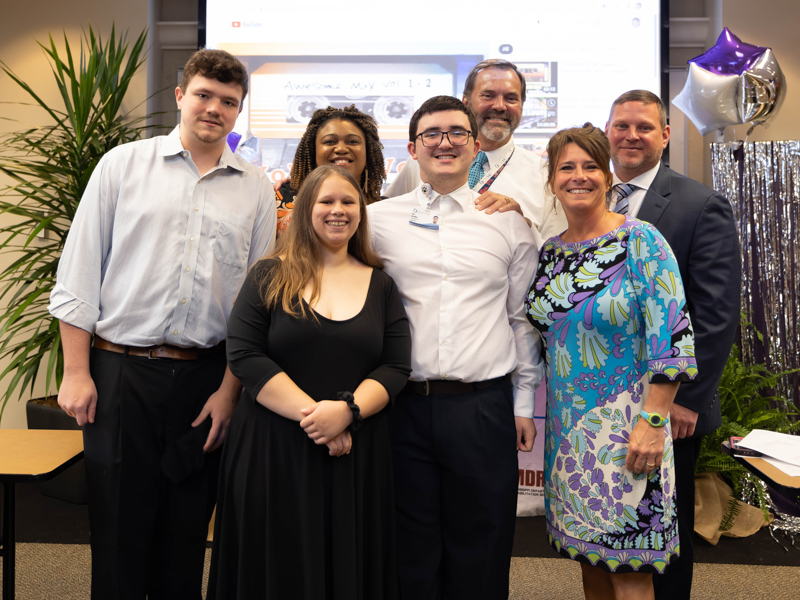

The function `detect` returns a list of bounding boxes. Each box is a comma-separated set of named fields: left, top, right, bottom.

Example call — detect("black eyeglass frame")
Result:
left=415, top=130, right=473, bottom=147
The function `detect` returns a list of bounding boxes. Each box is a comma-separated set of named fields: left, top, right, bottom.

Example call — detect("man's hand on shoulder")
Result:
left=475, top=192, right=532, bottom=226
left=515, top=416, right=537, bottom=452
left=58, top=370, right=98, bottom=426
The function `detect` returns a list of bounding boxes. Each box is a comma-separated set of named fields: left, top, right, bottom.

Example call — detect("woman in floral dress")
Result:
left=524, top=123, right=697, bottom=599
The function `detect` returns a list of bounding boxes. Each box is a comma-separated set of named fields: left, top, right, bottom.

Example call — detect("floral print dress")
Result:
left=525, top=217, right=697, bottom=574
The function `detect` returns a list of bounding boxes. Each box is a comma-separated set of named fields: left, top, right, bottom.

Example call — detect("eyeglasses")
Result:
left=416, top=130, right=472, bottom=147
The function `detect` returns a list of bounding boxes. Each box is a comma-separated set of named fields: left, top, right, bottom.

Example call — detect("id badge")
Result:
left=410, top=183, right=440, bottom=231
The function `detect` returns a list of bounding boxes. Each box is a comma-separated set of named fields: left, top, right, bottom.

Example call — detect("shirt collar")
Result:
left=416, top=181, right=475, bottom=212
left=159, top=125, right=245, bottom=172
left=612, top=161, right=660, bottom=191
left=483, top=137, right=515, bottom=166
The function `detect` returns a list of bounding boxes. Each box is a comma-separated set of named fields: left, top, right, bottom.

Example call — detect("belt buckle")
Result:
left=147, top=347, right=159, bottom=359
left=424, top=380, right=430, bottom=396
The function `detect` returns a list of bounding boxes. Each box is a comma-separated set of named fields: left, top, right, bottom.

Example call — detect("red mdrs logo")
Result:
left=232, top=21, right=241, bottom=27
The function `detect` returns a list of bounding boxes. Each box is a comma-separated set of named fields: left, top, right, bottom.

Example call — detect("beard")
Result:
left=475, top=109, right=521, bottom=143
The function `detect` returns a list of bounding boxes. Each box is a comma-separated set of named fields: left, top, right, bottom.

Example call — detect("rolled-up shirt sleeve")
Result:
left=48, top=153, right=118, bottom=332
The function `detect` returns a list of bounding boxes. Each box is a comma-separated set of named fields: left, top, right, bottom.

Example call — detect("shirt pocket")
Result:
left=212, top=210, right=251, bottom=268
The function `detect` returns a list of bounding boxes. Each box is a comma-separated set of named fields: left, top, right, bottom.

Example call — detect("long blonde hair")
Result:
left=258, top=165, right=384, bottom=319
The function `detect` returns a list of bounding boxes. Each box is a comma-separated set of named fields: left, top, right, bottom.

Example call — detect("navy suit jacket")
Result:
left=637, top=163, right=741, bottom=437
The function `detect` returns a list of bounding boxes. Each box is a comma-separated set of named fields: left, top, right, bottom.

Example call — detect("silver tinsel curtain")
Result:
left=711, top=141, right=800, bottom=407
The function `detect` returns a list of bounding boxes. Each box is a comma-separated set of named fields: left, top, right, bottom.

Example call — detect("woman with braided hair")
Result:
left=276, top=105, right=387, bottom=236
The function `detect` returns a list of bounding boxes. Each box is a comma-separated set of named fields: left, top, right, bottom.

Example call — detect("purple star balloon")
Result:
left=689, top=27, right=767, bottom=76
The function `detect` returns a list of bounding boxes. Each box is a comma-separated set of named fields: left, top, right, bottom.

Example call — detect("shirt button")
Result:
left=441, top=340, right=447, bottom=345
left=441, top=306, right=447, bottom=312
left=442, top=275, right=448, bottom=280
left=190, top=236, right=195, bottom=242
left=186, top=267, right=191, bottom=272
left=181, top=298, right=187, bottom=304
left=194, top=206, right=199, bottom=211
left=173, top=329, right=179, bottom=335
left=441, top=373, right=447, bottom=378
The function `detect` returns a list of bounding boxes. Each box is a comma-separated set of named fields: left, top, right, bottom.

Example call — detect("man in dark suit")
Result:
left=605, top=89, right=741, bottom=599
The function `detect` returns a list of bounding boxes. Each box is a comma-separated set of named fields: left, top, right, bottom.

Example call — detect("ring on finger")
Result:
left=646, top=462, right=656, bottom=467
left=505, top=197, right=511, bottom=204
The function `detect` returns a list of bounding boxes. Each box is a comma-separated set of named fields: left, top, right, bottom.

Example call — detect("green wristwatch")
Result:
left=640, top=410, right=668, bottom=427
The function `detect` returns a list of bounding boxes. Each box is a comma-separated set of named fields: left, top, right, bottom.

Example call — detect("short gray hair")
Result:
left=463, top=59, right=527, bottom=104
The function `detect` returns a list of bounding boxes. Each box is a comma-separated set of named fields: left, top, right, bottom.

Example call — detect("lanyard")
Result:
left=474, top=147, right=515, bottom=194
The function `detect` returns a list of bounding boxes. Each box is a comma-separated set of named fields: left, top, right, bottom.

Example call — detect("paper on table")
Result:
left=738, top=430, right=800, bottom=466
left=762, top=457, right=800, bottom=478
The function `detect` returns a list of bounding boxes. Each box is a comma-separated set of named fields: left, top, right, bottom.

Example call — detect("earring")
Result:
left=363, top=169, right=369, bottom=192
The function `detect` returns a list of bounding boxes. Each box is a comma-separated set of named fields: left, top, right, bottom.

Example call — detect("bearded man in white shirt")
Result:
left=49, top=50, right=276, bottom=600
left=386, top=59, right=566, bottom=239
left=368, top=95, right=544, bottom=600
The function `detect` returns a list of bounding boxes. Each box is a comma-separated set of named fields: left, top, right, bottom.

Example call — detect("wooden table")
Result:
left=722, top=440, right=800, bottom=511
left=0, top=429, right=84, bottom=600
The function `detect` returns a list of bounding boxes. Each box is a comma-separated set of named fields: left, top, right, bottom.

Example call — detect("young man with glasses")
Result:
left=368, top=95, right=544, bottom=600
left=387, top=59, right=566, bottom=239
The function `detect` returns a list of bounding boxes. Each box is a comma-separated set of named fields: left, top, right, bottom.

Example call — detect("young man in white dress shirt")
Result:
left=386, top=59, right=566, bottom=239
left=49, top=50, right=276, bottom=600
left=368, top=95, right=544, bottom=600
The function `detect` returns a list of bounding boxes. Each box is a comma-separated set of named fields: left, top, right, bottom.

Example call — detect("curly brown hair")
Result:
left=289, top=106, right=386, bottom=203
left=180, top=49, right=249, bottom=100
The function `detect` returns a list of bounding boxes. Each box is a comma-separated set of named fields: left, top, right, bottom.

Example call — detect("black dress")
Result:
left=208, top=259, right=411, bottom=600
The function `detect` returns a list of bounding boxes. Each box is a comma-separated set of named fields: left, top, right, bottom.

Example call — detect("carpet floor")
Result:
left=2, top=482, right=799, bottom=598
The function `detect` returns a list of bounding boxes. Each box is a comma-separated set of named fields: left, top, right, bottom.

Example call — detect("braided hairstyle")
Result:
left=289, top=105, right=386, bottom=203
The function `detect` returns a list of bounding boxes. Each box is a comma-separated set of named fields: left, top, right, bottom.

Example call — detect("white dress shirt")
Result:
left=368, top=182, right=545, bottom=418
left=386, top=138, right=567, bottom=240
left=611, top=162, right=661, bottom=218
left=49, top=127, right=277, bottom=348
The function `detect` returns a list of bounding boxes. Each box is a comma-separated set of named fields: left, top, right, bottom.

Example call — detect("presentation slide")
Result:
left=204, top=0, right=662, bottom=187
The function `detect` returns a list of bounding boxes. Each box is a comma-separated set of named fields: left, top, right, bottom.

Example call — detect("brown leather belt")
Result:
left=402, top=375, right=508, bottom=396
left=92, top=336, right=224, bottom=360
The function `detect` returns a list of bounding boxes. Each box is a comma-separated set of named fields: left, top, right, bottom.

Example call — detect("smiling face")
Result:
left=463, top=68, right=523, bottom=150
left=314, top=119, right=368, bottom=183
left=408, top=109, right=479, bottom=195
left=311, top=174, right=362, bottom=253
left=550, top=143, right=611, bottom=215
left=175, top=74, right=243, bottom=152
left=605, top=101, right=670, bottom=181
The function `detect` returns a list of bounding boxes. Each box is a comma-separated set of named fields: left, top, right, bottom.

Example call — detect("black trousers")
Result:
left=84, top=347, right=226, bottom=600
left=391, top=379, right=519, bottom=600
left=653, top=436, right=703, bottom=600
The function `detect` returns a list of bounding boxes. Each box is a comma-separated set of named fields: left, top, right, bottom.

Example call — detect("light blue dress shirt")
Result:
left=49, top=127, right=276, bottom=348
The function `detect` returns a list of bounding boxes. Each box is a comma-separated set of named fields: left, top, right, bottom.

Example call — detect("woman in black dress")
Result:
left=208, top=165, right=411, bottom=599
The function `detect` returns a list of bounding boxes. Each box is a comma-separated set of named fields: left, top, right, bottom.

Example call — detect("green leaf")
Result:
left=0, top=24, right=163, bottom=418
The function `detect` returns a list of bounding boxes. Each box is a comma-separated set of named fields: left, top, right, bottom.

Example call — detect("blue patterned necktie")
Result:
left=467, top=151, right=488, bottom=189
left=613, top=183, right=638, bottom=215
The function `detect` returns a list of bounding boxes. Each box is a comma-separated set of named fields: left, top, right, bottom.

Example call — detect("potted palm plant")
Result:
left=0, top=25, right=162, bottom=500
